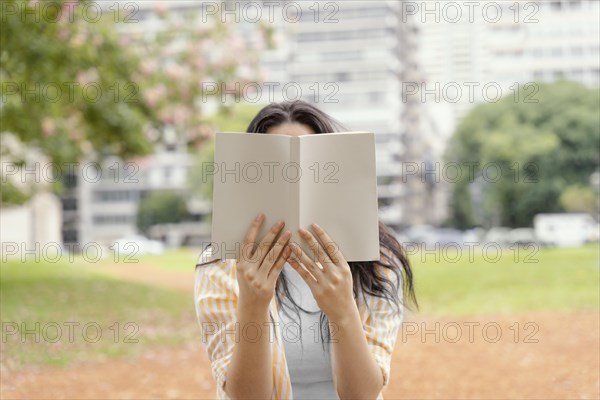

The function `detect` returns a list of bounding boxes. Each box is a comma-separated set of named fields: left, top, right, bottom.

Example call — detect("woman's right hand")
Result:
left=236, top=212, right=292, bottom=311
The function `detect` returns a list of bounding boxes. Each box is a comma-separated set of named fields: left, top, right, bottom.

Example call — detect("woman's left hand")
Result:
left=285, top=223, right=355, bottom=324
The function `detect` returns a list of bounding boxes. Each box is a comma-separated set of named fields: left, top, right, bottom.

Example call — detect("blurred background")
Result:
left=1, top=0, right=599, bottom=399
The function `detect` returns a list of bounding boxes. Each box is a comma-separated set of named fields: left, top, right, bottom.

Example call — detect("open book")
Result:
left=209, top=131, right=380, bottom=262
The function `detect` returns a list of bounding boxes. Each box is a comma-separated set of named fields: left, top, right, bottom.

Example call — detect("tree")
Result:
left=560, top=184, right=597, bottom=215
left=129, top=5, right=275, bottom=152
left=1, top=0, right=274, bottom=204
left=136, top=191, right=188, bottom=234
left=1, top=0, right=156, bottom=200
left=187, top=103, right=265, bottom=204
left=445, top=81, right=600, bottom=228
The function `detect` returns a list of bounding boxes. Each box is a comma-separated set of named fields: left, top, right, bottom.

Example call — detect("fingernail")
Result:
left=311, top=223, right=321, bottom=232
left=282, top=230, right=291, bottom=239
left=276, top=220, right=284, bottom=228
left=298, top=228, right=307, bottom=237
left=255, top=212, right=263, bottom=221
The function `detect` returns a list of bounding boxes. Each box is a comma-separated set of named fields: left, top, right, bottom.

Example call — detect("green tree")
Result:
left=136, top=191, right=188, bottom=234
left=560, top=184, right=598, bottom=215
left=1, top=0, right=274, bottom=204
left=1, top=0, right=156, bottom=182
left=445, top=81, right=600, bottom=228
left=187, top=103, right=265, bottom=203
left=129, top=7, right=274, bottom=152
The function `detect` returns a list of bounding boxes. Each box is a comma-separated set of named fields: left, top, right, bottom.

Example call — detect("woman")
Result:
left=195, top=100, right=417, bottom=399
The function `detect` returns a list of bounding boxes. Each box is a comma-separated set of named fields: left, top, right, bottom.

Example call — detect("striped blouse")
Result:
left=194, top=245, right=404, bottom=400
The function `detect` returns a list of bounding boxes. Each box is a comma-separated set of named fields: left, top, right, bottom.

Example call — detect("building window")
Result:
left=92, top=215, right=134, bottom=225
left=335, top=72, right=350, bottom=82
left=571, top=47, right=583, bottom=56
left=92, top=190, right=137, bottom=203
left=369, top=91, right=383, bottom=104
left=62, top=198, right=78, bottom=211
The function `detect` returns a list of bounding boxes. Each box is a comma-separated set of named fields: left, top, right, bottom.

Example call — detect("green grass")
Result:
left=1, top=258, right=195, bottom=368
left=411, top=244, right=600, bottom=316
left=138, top=248, right=201, bottom=271
left=3, top=244, right=597, bottom=368
left=138, top=245, right=600, bottom=317
left=88, top=247, right=200, bottom=272
left=109, top=245, right=600, bottom=317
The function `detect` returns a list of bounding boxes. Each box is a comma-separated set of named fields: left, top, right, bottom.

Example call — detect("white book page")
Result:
left=211, top=132, right=292, bottom=260
left=297, top=132, right=380, bottom=261
left=210, top=131, right=380, bottom=262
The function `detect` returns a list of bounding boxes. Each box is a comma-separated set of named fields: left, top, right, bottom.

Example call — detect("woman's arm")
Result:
left=329, top=304, right=385, bottom=399
left=194, top=259, right=239, bottom=398
left=331, top=276, right=403, bottom=399
left=287, top=224, right=403, bottom=399
left=195, top=259, right=282, bottom=400
left=218, top=213, right=292, bottom=399
left=222, top=299, right=273, bottom=399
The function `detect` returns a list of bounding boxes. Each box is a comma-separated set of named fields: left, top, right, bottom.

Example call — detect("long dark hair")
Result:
left=246, top=100, right=418, bottom=351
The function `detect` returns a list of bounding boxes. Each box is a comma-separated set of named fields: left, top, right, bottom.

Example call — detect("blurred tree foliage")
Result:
left=187, top=103, right=265, bottom=204
left=560, top=184, right=597, bottom=215
left=1, top=0, right=155, bottom=204
left=445, top=81, right=600, bottom=228
left=136, top=191, right=188, bottom=233
left=1, top=0, right=274, bottom=204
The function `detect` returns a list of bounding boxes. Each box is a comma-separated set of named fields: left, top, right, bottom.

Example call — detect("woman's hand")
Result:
left=287, top=224, right=387, bottom=398
left=226, top=213, right=292, bottom=399
left=236, top=212, right=292, bottom=311
left=286, top=223, right=355, bottom=324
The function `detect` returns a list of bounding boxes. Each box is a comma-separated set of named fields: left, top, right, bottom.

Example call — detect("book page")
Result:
left=210, top=132, right=293, bottom=260
left=297, top=132, right=380, bottom=262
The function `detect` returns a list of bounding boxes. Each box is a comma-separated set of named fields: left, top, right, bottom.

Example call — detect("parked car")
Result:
left=483, top=227, right=513, bottom=247
left=534, top=213, right=599, bottom=247
left=112, top=235, right=165, bottom=256
left=507, top=228, right=540, bottom=247
left=401, top=225, right=465, bottom=248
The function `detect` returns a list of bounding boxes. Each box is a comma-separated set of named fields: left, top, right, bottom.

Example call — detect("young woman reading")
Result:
left=195, top=100, right=417, bottom=400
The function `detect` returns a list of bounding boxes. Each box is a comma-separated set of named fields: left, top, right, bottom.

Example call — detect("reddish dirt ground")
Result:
left=2, top=266, right=599, bottom=399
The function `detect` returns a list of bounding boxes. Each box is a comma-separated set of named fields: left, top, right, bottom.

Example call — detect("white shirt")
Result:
left=278, top=262, right=339, bottom=399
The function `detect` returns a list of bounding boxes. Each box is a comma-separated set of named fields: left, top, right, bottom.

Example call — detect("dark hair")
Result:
left=247, top=100, right=418, bottom=352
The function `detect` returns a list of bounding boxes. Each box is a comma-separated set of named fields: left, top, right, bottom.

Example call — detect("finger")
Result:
left=288, top=242, right=323, bottom=280
left=258, top=229, right=291, bottom=280
left=253, top=219, right=285, bottom=264
left=310, top=223, right=345, bottom=265
left=298, top=227, right=334, bottom=267
left=241, top=212, right=265, bottom=261
left=286, top=247, right=318, bottom=287
left=266, top=243, right=291, bottom=286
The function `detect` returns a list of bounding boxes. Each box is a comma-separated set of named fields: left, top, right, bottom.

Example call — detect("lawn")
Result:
left=136, top=244, right=600, bottom=316
left=1, top=258, right=195, bottom=368
left=138, top=247, right=202, bottom=271
left=411, top=244, right=600, bottom=316
left=2, top=244, right=598, bottom=368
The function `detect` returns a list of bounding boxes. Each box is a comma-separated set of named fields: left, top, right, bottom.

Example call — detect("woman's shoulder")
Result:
left=195, top=246, right=238, bottom=286
left=194, top=249, right=238, bottom=299
left=196, top=246, right=237, bottom=268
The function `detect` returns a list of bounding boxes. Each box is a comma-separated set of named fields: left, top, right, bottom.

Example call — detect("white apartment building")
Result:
left=61, top=0, right=424, bottom=247
left=62, top=141, right=198, bottom=248
left=259, top=1, right=422, bottom=227
left=418, top=0, right=600, bottom=141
